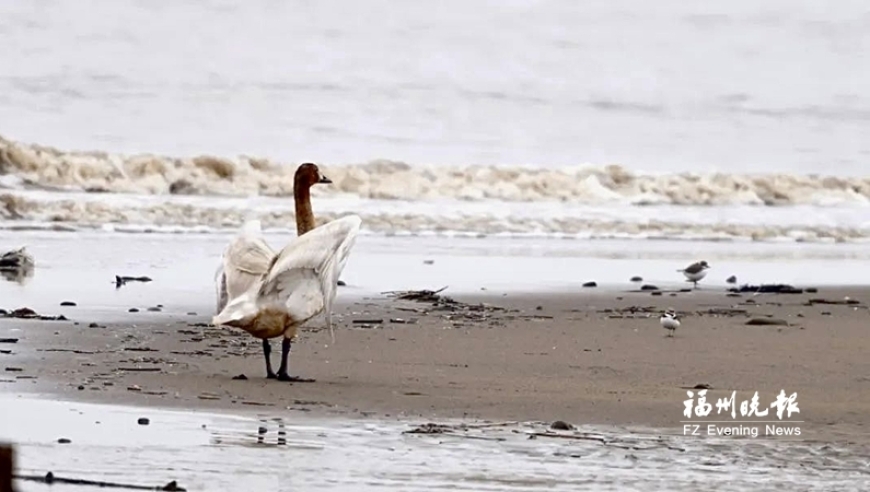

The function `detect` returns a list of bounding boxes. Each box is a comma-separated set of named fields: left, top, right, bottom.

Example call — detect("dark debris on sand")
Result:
left=0, top=307, right=67, bottom=321
left=727, top=284, right=804, bottom=294
left=15, top=471, right=186, bottom=491
left=384, top=286, right=450, bottom=302
left=115, top=275, right=153, bottom=288
left=383, top=287, right=512, bottom=327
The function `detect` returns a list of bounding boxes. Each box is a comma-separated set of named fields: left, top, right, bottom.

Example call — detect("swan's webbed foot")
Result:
left=275, top=337, right=316, bottom=383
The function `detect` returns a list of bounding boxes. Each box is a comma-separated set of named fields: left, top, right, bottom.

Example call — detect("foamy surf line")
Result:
left=2, top=134, right=870, bottom=206
left=2, top=189, right=869, bottom=243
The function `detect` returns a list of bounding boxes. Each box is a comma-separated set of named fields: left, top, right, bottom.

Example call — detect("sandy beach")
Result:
left=3, top=285, right=868, bottom=444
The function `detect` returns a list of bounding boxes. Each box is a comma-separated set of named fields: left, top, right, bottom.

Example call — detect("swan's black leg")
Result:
left=276, top=338, right=315, bottom=383
left=263, top=339, right=277, bottom=379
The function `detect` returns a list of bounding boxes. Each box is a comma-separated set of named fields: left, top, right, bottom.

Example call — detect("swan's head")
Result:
left=295, top=163, right=332, bottom=188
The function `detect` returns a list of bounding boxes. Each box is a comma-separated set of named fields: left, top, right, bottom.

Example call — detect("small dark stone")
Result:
left=582, top=281, right=597, bottom=288
left=630, top=276, right=643, bottom=282
left=77, top=385, right=84, bottom=391
left=726, top=275, right=737, bottom=284
left=258, top=426, right=267, bottom=434
left=88, top=322, right=100, bottom=328
left=651, top=291, right=662, bottom=296
left=128, top=308, right=139, bottom=313
left=535, top=305, right=543, bottom=311
left=806, top=287, right=818, bottom=293
left=550, top=420, right=574, bottom=431
left=693, top=383, right=712, bottom=389
left=640, top=284, right=659, bottom=291
left=137, top=417, right=150, bottom=426
left=57, top=438, right=71, bottom=444
left=60, top=301, right=77, bottom=307
left=337, top=280, right=346, bottom=287
left=45, top=471, right=55, bottom=483
left=232, top=374, right=248, bottom=380
left=147, top=307, right=161, bottom=312
left=187, top=312, right=197, bottom=316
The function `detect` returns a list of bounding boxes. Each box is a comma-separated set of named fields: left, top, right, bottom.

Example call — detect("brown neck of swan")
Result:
left=294, top=184, right=315, bottom=236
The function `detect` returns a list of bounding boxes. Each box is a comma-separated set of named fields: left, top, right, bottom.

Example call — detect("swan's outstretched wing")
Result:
left=216, top=220, right=275, bottom=312
left=257, top=214, right=362, bottom=341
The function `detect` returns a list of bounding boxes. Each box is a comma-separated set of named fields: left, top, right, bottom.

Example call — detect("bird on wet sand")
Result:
left=660, top=309, right=680, bottom=337
left=677, top=260, right=710, bottom=289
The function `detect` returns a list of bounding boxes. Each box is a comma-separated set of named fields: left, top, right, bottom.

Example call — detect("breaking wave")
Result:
left=2, top=135, right=869, bottom=243
left=2, top=134, right=869, bottom=207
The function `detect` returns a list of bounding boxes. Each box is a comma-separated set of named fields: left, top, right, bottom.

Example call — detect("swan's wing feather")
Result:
left=258, top=215, right=362, bottom=336
left=220, top=223, right=276, bottom=301
left=258, top=267, right=325, bottom=323
left=227, top=236, right=274, bottom=275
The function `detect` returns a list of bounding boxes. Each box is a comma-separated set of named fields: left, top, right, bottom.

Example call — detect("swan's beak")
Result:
left=318, top=174, right=332, bottom=184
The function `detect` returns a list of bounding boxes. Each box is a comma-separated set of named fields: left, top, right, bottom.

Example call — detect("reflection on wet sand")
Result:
left=2, top=397, right=869, bottom=492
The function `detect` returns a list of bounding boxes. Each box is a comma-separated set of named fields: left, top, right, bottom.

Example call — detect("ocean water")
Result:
left=1, top=0, right=869, bottom=243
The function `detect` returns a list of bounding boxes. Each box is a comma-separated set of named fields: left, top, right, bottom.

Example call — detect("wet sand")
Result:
left=3, top=286, right=869, bottom=444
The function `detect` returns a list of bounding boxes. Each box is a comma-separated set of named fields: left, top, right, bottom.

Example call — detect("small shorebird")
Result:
left=677, top=260, right=710, bottom=289
left=660, top=309, right=680, bottom=337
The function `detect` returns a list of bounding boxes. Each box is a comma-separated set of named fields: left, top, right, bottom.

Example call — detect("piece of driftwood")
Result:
left=804, top=298, right=861, bottom=306
left=115, top=276, right=153, bottom=288
left=15, top=471, right=185, bottom=491
left=745, top=318, right=789, bottom=326
left=0, top=444, right=13, bottom=492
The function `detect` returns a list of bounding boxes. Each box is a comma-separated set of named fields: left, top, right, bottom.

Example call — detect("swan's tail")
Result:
left=212, top=292, right=257, bottom=328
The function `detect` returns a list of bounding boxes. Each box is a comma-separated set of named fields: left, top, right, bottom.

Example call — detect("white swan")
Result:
left=213, top=214, right=362, bottom=381
left=214, top=163, right=332, bottom=313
